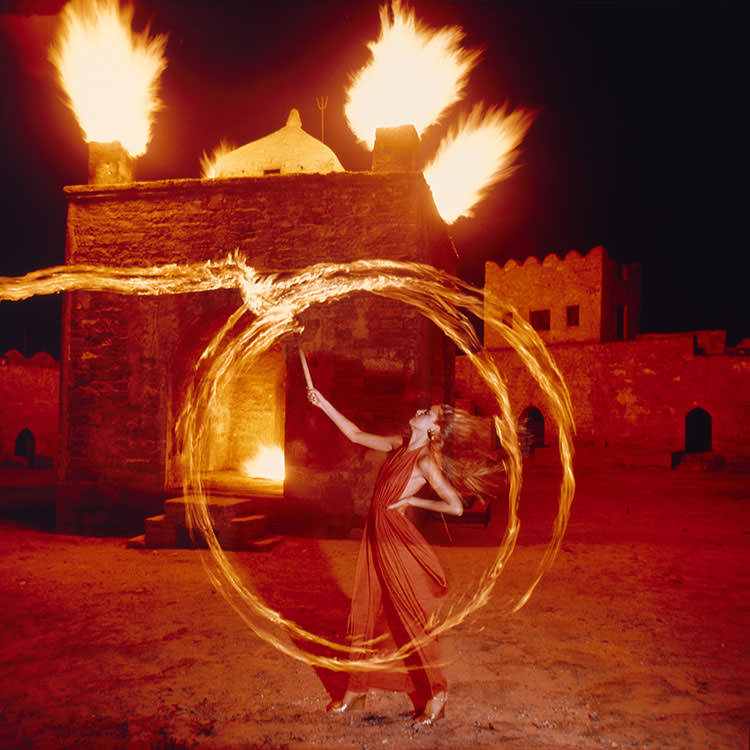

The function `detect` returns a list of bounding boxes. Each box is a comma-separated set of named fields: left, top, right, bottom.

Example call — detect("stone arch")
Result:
left=15, top=428, right=36, bottom=467
left=685, top=407, right=711, bottom=453
left=165, top=306, right=287, bottom=488
left=520, top=406, right=545, bottom=454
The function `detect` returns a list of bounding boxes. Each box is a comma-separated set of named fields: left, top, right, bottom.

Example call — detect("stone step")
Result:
left=246, top=534, right=285, bottom=552
left=221, top=514, right=271, bottom=550
left=126, top=534, right=145, bottom=549
left=144, top=514, right=189, bottom=549
left=163, top=495, right=257, bottom=528
left=672, top=451, right=750, bottom=472
left=143, top=506, right=281, bottom=551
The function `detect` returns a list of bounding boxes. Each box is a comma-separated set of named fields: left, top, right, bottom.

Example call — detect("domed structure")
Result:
left=214, top=109, right=344, bottom=178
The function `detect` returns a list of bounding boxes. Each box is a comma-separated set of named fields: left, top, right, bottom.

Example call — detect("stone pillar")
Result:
left=371, top=125, right=420, bottom=172
left=88, top=142, right=134, bottom=185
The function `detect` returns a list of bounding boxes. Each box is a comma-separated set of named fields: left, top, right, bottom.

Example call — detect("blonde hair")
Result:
left=428, top=405, right=506, bottom=505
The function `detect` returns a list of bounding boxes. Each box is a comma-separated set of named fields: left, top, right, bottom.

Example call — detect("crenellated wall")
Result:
left=59, top=173, right=455, bottom=534
left=485, top=246, right=641, bottom=347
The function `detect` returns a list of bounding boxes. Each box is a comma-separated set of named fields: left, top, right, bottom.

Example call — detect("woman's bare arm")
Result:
left=388, top=455, right=464, bottom=516
left=307, top=388, right=401, bottom=452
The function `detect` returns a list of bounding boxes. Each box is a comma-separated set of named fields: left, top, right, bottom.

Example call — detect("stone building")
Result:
left=58, top=115, right=455, bottom=536
left=456, top=247, right=750, bottom=468
left=484, top=246, right=641, bottom=347
left=0, top=350, right=59, bottom=469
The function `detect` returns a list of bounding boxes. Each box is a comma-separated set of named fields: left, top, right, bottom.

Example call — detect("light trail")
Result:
left=0, top=257, right=575, bottom=673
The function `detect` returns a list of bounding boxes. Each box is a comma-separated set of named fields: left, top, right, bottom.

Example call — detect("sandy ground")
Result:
left=1, top=465, right=748, bottom=750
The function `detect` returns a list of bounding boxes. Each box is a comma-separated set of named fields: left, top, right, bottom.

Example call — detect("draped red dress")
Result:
left=345, top=444, right=448, bottom=703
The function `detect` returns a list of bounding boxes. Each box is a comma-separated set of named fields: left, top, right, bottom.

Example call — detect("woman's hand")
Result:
left=307, top=387, right=322, bottom=407
left=387, top=497, right=412, bottom=514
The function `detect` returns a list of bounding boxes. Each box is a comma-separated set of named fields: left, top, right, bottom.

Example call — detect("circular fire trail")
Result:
left=0, top=257, right=574, bottom=672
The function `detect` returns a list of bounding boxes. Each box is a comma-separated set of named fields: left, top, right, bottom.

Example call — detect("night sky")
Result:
left=0, top=0, right=745, bottom=358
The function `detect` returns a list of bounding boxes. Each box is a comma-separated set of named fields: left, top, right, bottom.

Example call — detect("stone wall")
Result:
left=456, top=333, right=750, bottom=468
left=485, top=246, right=641, bottom=347
left=0, top=350, right=59, bottom=465
left=60, top=173, right=454, bottom=533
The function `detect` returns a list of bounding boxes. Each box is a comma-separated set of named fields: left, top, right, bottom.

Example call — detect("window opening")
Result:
left=530, top=309, right=550, bottom=331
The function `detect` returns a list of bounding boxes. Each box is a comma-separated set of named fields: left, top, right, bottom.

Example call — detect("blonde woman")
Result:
left=307, top=388, right=463, bottom=724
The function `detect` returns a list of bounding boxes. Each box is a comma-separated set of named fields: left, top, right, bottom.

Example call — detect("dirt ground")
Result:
left=1, top=465, right=748, bottom=750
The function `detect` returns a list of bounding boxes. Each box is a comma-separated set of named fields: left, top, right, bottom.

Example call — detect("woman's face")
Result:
left=409, top=405, right=440, bottom=434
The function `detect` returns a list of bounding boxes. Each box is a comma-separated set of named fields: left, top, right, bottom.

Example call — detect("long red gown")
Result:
left=345, top=444, right=448, bottom=703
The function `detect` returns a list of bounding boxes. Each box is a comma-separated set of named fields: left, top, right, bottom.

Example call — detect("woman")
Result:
left=307, top=387, right=463, bottom=725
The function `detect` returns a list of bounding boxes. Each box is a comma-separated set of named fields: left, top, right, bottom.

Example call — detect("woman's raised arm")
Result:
left=307, top=388, right=401, bottom=452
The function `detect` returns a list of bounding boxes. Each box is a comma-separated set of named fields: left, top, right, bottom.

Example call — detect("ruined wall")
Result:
left=456, top=333, right=750, bottom=467
left=0, top=350, right=59, bottom=465
left=60, top=173, right=454, bottom=533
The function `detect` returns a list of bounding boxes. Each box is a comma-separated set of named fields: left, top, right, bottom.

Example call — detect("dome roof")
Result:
left=214, top=109, right=344, bottom=178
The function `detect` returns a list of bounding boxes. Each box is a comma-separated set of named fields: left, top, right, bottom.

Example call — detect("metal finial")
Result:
left=316, top=96, right=329, bottom=144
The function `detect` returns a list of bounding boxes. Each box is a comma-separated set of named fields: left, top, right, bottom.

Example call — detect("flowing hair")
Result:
left=428, top=405, right=506, bottom=506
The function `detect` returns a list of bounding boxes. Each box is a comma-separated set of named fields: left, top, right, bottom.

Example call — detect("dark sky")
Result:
left=0, top=0, right=745, bottom=358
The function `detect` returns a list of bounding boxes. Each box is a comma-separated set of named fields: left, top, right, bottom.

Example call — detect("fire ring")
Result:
left=177, top=260, right=575, bottom=671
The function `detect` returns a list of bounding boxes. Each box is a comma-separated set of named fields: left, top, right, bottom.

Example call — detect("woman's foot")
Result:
left=326, top=690, right=366, bottom=713
left=413, top=690, right=447, bottom=725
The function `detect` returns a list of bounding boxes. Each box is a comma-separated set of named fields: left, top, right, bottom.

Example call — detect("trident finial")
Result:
left=316, top=96, right=328, bottom=143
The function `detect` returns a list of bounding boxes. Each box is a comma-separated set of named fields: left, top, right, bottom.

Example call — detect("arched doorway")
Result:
left=685, top=407, right=711, bottom=453
left=15, top=428, right=36, bottom=467
left=166, top=306, right=287, bottom=489
left=520, top=407, right=544, bottom=455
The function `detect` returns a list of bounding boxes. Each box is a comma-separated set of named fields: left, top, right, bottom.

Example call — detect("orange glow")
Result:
left=242, top=446, right=285, bottom=481
left=345, top=1, right=479, bottom=150
left=423, top=103, right=536, bottom=224
left=49, top=0, right=167, bottom=157
left=200, top=140, right=234, bottom=180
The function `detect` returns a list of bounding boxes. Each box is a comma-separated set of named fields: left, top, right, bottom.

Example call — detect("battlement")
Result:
left=485, top=246, right=641, bottom=347
left=495, top=247, right=591, bottom=272
left=1, top=350, right=58, bottom=369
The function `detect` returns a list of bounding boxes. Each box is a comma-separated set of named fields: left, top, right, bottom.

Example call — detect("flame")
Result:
left=423, top=103, right=536, bottom=224
left=345, top=1, right=479, bottom=150
left=200, top=140, right=235, bottom=180
left=49, top=0, right=167, bottom=157
left=242, top=445, right=285, bottom=481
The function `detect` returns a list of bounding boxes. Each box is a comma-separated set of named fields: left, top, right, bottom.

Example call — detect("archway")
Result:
left=166, top=306, right=287, bottom=489
left=520, top=407, right=544, bottom=455
left=685, top=407, right=711, bottom=453
left=15, top=428, right=36, bottom=467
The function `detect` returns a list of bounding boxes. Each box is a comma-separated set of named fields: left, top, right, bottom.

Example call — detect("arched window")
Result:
left=685, top=408, right=711, bottom=453
left=520, top=407, right=545, bottom=454
left=15, top=428, right=36, bottom=467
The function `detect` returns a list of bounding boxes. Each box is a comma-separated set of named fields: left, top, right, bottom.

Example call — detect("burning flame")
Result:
left=423, top=104, right=536, bottom=224
left=242, top=446, right=285, bottom=482
left=200, top=140, right=235, bottom=180
left=345, top=1, right=479, bottom=150
left=49, top=0, right=167, bottom=157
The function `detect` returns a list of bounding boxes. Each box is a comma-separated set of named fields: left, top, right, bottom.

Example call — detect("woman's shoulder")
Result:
left=415, top=448, right=435, bottom=469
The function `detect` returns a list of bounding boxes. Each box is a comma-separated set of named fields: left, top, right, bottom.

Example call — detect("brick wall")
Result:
left=60, top=173, right=454, bottom=533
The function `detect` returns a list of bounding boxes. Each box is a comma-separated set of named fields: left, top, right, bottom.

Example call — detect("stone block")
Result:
left=222, top=514, right=271, bottom=550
